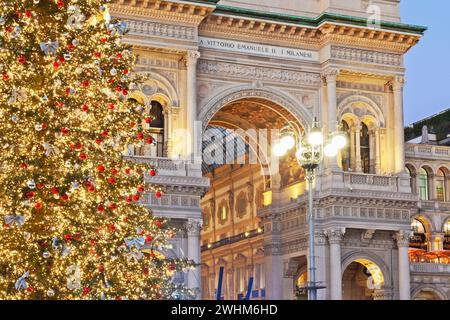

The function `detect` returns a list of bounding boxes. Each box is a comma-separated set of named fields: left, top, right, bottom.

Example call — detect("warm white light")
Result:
left=273, top=144, right=287, bottom=157
left=295, top=145, right=303, bottom=160
left=280, top=135, right=295, bottom=150
left=332, top=133, right=347, bottom=150
left=324, top=143, right=338, bottom=157
left=308, top=130, right=323, bottom=146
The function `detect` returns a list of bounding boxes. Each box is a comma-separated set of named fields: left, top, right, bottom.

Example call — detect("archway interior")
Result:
left=202, top=98, right=305, bottom=185
left=342, top=259, right=385, bottom=300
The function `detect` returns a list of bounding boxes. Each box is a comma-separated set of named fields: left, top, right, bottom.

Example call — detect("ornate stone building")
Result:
left=110, top=0, right=450, bottom=300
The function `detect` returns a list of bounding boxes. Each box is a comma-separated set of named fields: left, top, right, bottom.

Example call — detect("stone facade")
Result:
left=108, top=0, right=448, bottom=300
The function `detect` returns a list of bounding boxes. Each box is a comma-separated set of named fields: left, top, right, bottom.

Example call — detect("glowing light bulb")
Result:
left=280, top=134, right=295, bottom=150
left=332, top=133, right=347, bottom=150
left=324, top=143, right=338, bottom=157
left=273, top=144, right=287, bottom=157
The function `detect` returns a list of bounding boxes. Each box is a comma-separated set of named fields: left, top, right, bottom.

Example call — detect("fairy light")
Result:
left=0, top=0, right=195, bottom=300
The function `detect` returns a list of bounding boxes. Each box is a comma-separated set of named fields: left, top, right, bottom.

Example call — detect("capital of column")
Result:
left=392, top=76, right=405, bottom=91
left=322, top=68, right=340, bottom=83
left=186, top=218, right=203, bottom=236
left=314, top=230, right=328, bottom=245
left=395, top=230, right=411, bottom=248
left=326, top=227, right=346, bottom=244
left=186, top=50, right=201, bottom=67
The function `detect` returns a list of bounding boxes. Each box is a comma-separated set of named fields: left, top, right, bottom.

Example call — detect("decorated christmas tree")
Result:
left=0, top=0, right=194, bottom=299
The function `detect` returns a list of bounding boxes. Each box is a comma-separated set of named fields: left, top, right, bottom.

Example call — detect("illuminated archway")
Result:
left=342, top=258, right=386, bottom=300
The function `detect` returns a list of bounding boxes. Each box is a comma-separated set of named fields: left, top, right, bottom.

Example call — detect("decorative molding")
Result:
left=331, top=45, right=402, bottom=66
left=327, top=227, right=346, bottom=244
left=125, top=19, right=197, bottom=41
left=395, top=230, right=412, bottom=247
left=336, top=81, right=385, bottom=93
left=197, top=60, right=321, bottom=87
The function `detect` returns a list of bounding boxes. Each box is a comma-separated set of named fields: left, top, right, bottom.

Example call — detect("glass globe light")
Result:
left=324, top=143, right=338, bottom=157
left=273, top=144, right=287, bottom=157
left=332, top=133, right=347, bottom=150
left=280, top=134, right=295, bottom=150
left=308, top=128, right=323, bottom=146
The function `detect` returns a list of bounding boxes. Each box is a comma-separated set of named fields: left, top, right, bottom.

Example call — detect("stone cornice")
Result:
left=198, top=6, right=424, bottom=54
left=110, top=0, right=216, bottom=26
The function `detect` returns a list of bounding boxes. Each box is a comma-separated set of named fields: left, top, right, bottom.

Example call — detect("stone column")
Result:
left=375, top=128, right=381, bottom=174
left=315, top=230, right=329, bottom=300
left=395, top=230, right=411, bottom=300
left=209, top=272, right=216, bottom=300
left=350, top=127, right=356, bottom=170
left=327, top=227, right=345, bottom=300
left=428, top=173, right=436, bottom=200
left=324, top=68, right=340, bottom=169
left=263, top=218, right=283, bottom=300
left=393, top=76, right=406, bottom=174
left=185, top=50, right=200, bottom=160
left=165, top=108, right=173, bottom=158
left=187, top=218, right=202, bottom=298
left=355, top=125, right=362, bottom=172
left=369, top=129, right=375, bottom=174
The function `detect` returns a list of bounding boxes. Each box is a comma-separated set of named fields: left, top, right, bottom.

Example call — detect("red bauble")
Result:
left=155, top=191, right=162, bottom=198
left=124, top=168, right=131, bottom=175
left=88, top=186, right=95, bottom=192
left=137, top=185, right=145, bottom=193
left=58, top=56, right=65, bottom=63
left=61, top=194, right=69, bottom=201
left=97, top=204, right=105, bottom=212
left=122, top=89, right=128, bottom=96
left=132, top=194, right=140, bottom=202
left=146, top=137, right=154, bottom=144
left=64, top=234, right=72, bottom=241
left=81, top=104, right=89, bottom=112
left=130, top=121, right=136, bottom=128
left=82, top=80, right=89, bottom=88
left=97, top=164, right=105, bottom=173
left=95, top=138, right=102, bottom=145
left=60, top=127, right=69, bottom=135
left=79, top=153, right=87, bottom=161
left=109, top=203, right=117, bottom=210
left=137, top=132, right=144, bottom=140
left=34, top=202, right=42, bottom=209
left=82, top=287, right=90, bottom=295
left=53, top=61, right=59, bottom=70
left=100, top=130, right=109, bottom=137
left=18, top=55, right=26, bottom=64
left=111, top=168, right=118, bottom=175
left=57, top=0, right=64, bottom=8
left=42, top=123, right=47, bottom=129
left=26, top=191, right=35, bottom=199
left=145, top=235, right=153, bottom=243
left=51, top=187, right=58, bottom=194
left=98, top=265, right=105, bottom=273
left=2, top=73, right=10, bottom=81
left=149, top=169, right=156, bottom=177
left=37, top=183, right=44, bottom=189
left=94, top=52, right=101, bottom=59
left=73, top=234, right=81, bottom=241
left=107, top=177, right=116, bottom=184
left=115, top=86, right=121, bottom=92
left=25, top=10, right=32, bottom=18
left=123, top=69, right=129, bottom=75
left=145, top=117, right=152, bottom=124
left=125, top=195, right=132, bottom=203
left=75, top=142, right=82, bottom=150
left=20, top=163, right=28, bottom=169
left=108, top=103, right=115, bottom=110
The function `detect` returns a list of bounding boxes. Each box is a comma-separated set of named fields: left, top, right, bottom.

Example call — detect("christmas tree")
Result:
left=0, top=0, right=194, bottom=299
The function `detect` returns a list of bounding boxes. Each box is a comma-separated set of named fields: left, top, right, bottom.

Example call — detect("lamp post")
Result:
left=273, top=117, right=346, bottom=300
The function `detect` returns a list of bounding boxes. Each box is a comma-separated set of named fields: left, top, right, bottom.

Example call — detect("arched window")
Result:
left=444, top=220, right=450, bottom=250
left=148, top=101, right=165, bottom=157
left=410, top=218, right=427, bottom=250
left=418, top=168, right=429, bottom=201
left=405, top=165, right=416, bottom=193
left=341, top=120, right=351, bottom=171
left=436, top=169, right=446, bottom=202
left=203, top=210, right=210, bottom=229
left=360, top=123, right=370, bottom=174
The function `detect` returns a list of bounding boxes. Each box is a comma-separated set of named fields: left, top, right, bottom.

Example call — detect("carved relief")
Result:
left=126, top=19, right=196, bottom=41
left=197, top=60, right=321, bottom=87
left=331, top=45, right=402, bottom=66
left=235, top=191, right=248, bottom=219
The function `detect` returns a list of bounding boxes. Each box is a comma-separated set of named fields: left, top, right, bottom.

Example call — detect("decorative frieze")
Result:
left=331, top=45, right=402, bottom=66
left=337, top=81, right=385, bottom=93
left=197, top=60, right=321, bottom=87
left=125, top=19, right=196, bottom=41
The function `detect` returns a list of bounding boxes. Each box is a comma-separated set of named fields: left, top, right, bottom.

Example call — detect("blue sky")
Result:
left=400, top=1, right=450, bottom=125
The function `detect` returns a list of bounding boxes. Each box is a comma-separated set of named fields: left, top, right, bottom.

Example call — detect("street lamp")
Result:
left=273, top=117, right=347, bottom=300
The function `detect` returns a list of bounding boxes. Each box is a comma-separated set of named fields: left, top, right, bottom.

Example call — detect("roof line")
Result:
left=213, top=5, right=427, bottom=35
